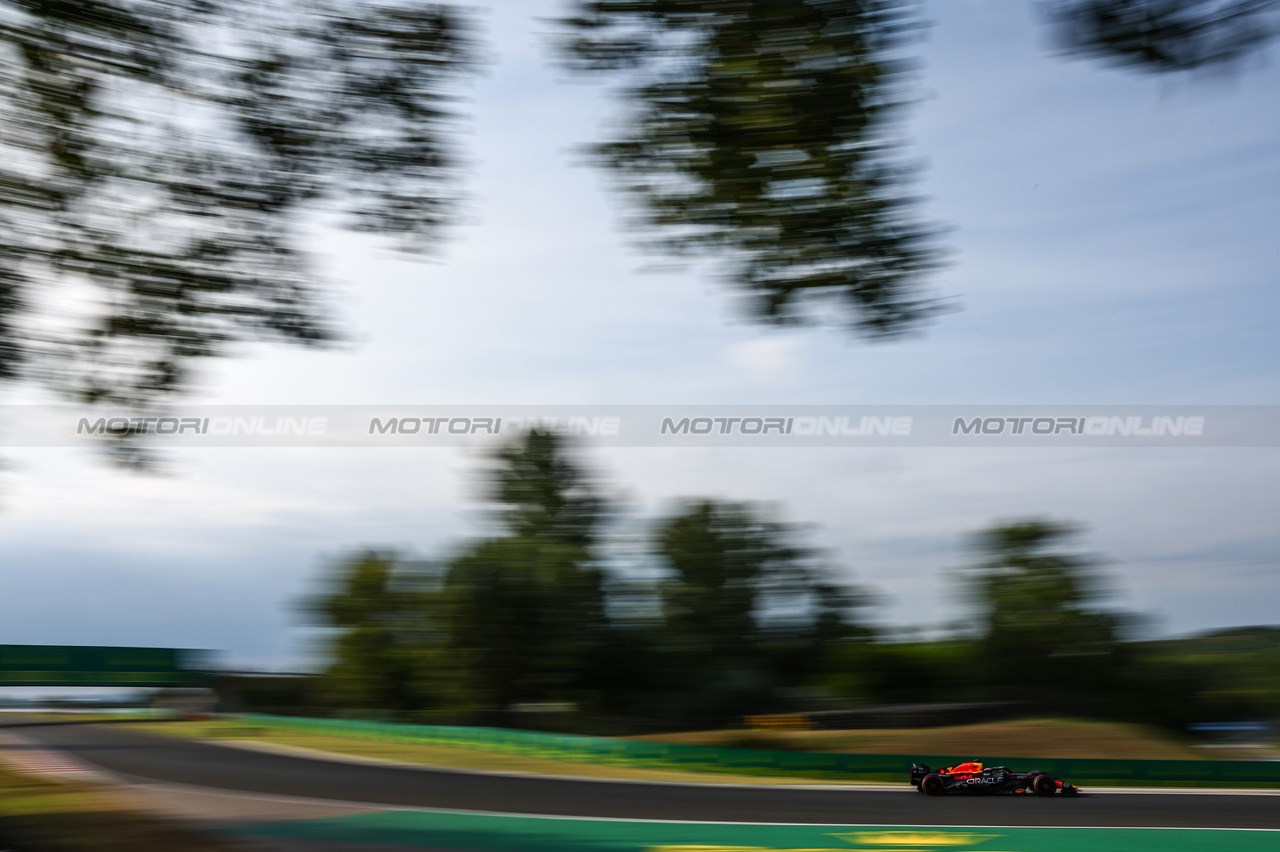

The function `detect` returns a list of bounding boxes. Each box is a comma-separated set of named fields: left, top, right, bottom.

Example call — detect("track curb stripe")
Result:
left=0, top=731, right=113, bottom=783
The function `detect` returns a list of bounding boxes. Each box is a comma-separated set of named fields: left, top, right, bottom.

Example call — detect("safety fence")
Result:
left=239, top=714, right=1280, bottom=788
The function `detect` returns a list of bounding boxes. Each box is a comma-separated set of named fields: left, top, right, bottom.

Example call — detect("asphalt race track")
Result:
left=15, top=723, right=1280, bottom=830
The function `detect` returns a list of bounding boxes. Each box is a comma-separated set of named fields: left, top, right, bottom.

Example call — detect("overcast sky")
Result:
left=2, top=0, right=1278, bottom=673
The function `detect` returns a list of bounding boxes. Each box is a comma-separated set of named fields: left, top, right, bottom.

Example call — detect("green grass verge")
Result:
left=101, top=715, right=1280, bottom=789
left=637, top=718, right=1280, bottom=761
left=131, top=719, right=878, bottom=785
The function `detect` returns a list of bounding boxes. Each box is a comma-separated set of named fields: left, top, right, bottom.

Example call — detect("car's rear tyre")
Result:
left=1033, top=774, right=1057, bottom=796
left=921, top=774, right=945, bottom=796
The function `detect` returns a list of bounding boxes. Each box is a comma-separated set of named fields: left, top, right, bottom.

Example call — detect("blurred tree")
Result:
left=439, top=535, right=611, bottom=719
left=487, top=430, right=608, bottom=546
left=555, top=0, right=946, bottom=337
left=7, top=0, right=1273, bottom=419
left=306, top=551, right=437, bottom=715
left=653, top=499, right=866, bottom=726
left=430, top=431, right=614, bottom=721
left=305, top=434, right=615, bottom=724
left=961, top=520, right=1128, bottom=698
left=823, top=639, right=978, bottom=705
left=658, top=501, right=788, bottom=658
left=1127, top=626, right=1280, bottom=723
left=1044, top=1, right=1279, bottom=72
left=0, top=0, right=476, bottom=406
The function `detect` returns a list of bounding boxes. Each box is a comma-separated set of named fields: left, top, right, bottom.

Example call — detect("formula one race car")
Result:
left=910, top=761, right=1079, bottom=796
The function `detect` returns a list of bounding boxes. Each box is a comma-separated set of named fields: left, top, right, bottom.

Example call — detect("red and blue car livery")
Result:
left=910, top=761, right=1080, bottom=796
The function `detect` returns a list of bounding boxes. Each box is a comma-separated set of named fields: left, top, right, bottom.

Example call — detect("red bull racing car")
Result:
left=910, top=761, right=1080, bottom=796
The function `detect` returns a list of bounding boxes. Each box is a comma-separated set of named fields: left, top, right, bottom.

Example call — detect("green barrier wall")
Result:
left=238, top=714, right=1280, bottom=788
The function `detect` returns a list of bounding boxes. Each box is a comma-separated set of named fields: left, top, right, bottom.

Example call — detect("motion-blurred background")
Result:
left=1, top=0, right=1278, bottom=747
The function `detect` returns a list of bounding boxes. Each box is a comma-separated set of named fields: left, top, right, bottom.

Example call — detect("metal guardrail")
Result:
left=239, top=713, right=1280, bottom=787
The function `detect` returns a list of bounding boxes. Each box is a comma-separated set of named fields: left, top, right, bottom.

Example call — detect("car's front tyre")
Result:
left=1033, top=774, right=1058, bottom=796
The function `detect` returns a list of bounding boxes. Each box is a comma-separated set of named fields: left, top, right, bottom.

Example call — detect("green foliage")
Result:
left=555, top=0, right=946, bottom=336
left=625, top=499, right=870, bottom=728
left=6, top=0, right=1276, bottom=418
left=1133, top=626, right=1280, bottom=719
left=8, top=0, right=1274, bottom=415
left=440, top=536, right=611, bottom=717
left=305, top=551, right=444, bottom=715
left=653, top=500, right=808, bottom=725
left=304, top=466, right=1274, bottom=733
left=440, top=432, right=612, bottom=715
left=961, top=520, right=1127, bottom=697
left=307, top=433, right=616, bottom=725
left=0, top=0, right=476, bottom=404
left=1145, top=624, right=1280, bottom=657
left=305, top=436, right=869, bottom=730
left=486, top=431, right=608, bottom=546
left=657, top=500, right=803, bottom=655
left=1044, top=1, right=1280, bottom=73
left=211, top=673, right=320, bottom=716
left=824, top=640, right=978, bottom=704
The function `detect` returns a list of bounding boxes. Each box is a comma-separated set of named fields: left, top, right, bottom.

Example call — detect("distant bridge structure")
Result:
left=0, top=645, right=208, bottom=688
